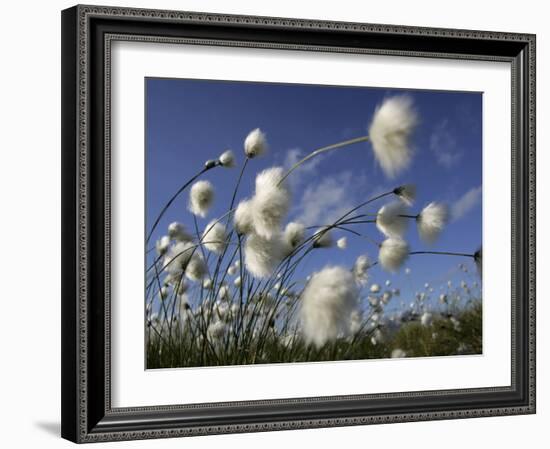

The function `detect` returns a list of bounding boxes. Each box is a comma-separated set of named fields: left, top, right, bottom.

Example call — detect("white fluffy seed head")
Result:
left=215, top=301, right=230, bottom=320
left=450, top=316, right=461, bottom=331
left=202, top=220, right=227, bottom=254
left=382, top=291, right=392, bottom=304
left=379, top=238, right=410, bottom=272
left=218, top=150, right=235, bottom=168
left=417, top=202, right=449, bottom=244
left=283, top=221, right=305, bottom=253
left=230, top=303, right=239, bottom=316
left=233, top=198, right=254, bottom=235
left=370, top=283, right=381, bottom=293
left=163, top=241, right=194, bottom=275
left=163, top=272, right=180, bottom=286
left=218, top=284, right=230, bottom=301
left=336, top=237, right=347, bottom=249
left=160, top=285, right=169, bottom=300
left=185, top=253, right=207, bottom=282
left=421, top=312, right=433, bottom=327
left=227, top=265, right=237, bottom=276
left=353, top=254, right=371, bottom=286
left=168, top=222, right=193, bottom=242
left=179, top=294, right=191, bottom=314
left=371, top=329, right=385, bottom=345
left=244, top=128, right=268, bottom=158
left=188, top=180, right=214, bottom=218
left=368, top=96, right=418, bottom=179
left=376, top=201, right=410, bottom=238
left=233, top=276, right=242, bottom=288
left=251, top=167, right=291, bottom=239
left=244, top=233, right=284, bottom=279
left=394, top=184, right=416, bottom=206
left=207, top=320, right=227, bottom=341
left=155, top=235, right=170, bottom=256
left=369, top=297, right=380, bottom=311
left=300, top=266, right=359, bottom=348
left=391, top=348, right=407, bottom=358
left=313, top=227, right=333, bottom=248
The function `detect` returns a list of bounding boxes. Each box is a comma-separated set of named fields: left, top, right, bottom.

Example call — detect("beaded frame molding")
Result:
left=61, top=4, right=536, bottom=443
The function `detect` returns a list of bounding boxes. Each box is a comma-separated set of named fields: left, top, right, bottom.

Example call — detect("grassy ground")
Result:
left=146, top=301, right=482, bottom=369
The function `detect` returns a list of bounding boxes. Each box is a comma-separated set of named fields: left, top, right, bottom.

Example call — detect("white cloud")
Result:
left=294, top=171, right=368, bottom=227
left=430, top=119, right=463, bottom=168
left=451, top=186, right=482, bottom=221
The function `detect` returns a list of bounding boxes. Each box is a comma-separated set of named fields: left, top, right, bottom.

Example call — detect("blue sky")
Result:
left=146, top=78, right=482, bottom=312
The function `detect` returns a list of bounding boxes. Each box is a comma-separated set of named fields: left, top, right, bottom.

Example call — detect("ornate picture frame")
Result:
left=61, top=4, right=535, bottom=443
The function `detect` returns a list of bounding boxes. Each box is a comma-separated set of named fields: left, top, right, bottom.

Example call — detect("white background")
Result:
left=0, top=0, right=546, bottom=448
left=112, top=42, right=511, bottom=407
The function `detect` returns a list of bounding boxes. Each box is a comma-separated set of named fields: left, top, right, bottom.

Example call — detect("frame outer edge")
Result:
left=527, top=33, right=536, bottom=413
left=61, top=5, right=80, bottom=444
left=68, top=5, right=536, bottom=442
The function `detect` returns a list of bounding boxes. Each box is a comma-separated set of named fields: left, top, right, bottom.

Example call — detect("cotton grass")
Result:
left=369, top=96, right=418, bottom=178
left=163, top=241, right=205, bottom=282
left=417, top=202, right=449, bottom=244
left=146, top=95, right=482, bottom=369
left=244, top=128, right=268, bottom=158
left=379, top=237, right=410, bottom=272
left=251, top=167, right=291, bottom=239
left=336, top=237, right=348, bottom=249
left=300, top=266, right=359, bottom=348
left=218, top=150, right=235, bottom=168
left=202, top=220, right=227, bottom=254
left=184, top=253, right=207, bottom=282
left=393, top=184, right=416, bottom=206
left=155, top=235, right=170, bottom=256
left=421, top=312, right=434, bottom=327
left=163, top=241, right=194, bottom=275
left=391, top=348, right=407, bottom=358
left=283, top=221, right=305, bottom=253
left=376, top=201, right=409, bottom=238
left=188, top=180, right=214, bottom=218
left=168, top=222, right=192, bottom=242
left=244, top=233, right=284, bottom=278
left=353, top=254, right=371, bottom=286
left=234, top=198, right=254, bottom=235
left=312, top=227, right=333, bottom=248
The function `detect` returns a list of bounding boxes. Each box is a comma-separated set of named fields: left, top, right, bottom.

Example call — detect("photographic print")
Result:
left=145, top=78, right=483, bottom=369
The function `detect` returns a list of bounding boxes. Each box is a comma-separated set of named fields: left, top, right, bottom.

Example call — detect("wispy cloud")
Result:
left=293, top=171, right=368, bottom=226
left=283, top=148, right=324, bottom=190
left=430, top=119, right=463, bottom=168
left=451, top=186, right=482, bottom=221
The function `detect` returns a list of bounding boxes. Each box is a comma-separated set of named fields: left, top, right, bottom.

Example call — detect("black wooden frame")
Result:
left=61, top=4, right=536, bottom=443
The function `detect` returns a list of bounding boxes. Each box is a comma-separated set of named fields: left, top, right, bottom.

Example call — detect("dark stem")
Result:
left=410, top=251, right=474, bottom=258
left=399, top=214, right=419, bottom=219
left=229, top=158, right=249, bottom=212
left=146, top=165, right=213, bottom=244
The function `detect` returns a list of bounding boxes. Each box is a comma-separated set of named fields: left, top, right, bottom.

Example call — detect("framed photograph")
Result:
left=61, top=4, right=536, bottom=443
